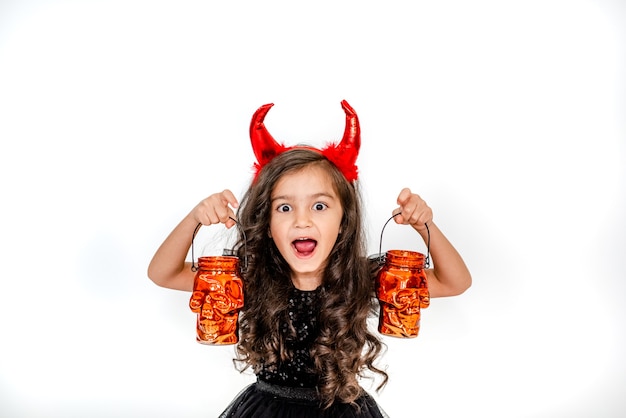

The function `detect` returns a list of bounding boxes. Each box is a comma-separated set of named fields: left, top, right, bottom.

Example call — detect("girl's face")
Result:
left=269, top=164, right=344, bottom=290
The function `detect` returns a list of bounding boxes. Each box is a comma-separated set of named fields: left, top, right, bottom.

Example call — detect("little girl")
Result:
left=148, top=101, right=471, bottom=417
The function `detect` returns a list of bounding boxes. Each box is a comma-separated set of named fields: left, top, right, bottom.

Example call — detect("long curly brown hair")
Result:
left=233, top=148, right=388, bottom=407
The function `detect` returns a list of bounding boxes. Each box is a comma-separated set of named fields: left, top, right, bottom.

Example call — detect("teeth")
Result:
left=293, top=238, right=316, bottom=254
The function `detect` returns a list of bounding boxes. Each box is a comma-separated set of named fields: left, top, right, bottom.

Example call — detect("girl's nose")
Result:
left=294, top=208, right=312, bottom=228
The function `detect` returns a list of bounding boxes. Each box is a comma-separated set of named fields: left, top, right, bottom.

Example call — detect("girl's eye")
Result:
left=313, top=202, right=328, bottom=211
left=277, top=204, right=292, bottom=213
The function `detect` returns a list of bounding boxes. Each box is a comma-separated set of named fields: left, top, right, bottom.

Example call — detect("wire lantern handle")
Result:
left=191, top=217, right=248, bottom=273
left=377, top=213, right=430, bottom=268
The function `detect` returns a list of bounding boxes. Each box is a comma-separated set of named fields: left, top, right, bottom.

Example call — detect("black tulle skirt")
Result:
left=219, top=380, right=388, bottom=418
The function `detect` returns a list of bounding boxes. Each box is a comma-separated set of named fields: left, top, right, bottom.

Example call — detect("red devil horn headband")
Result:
left=250, top=100, right=361, bottom=182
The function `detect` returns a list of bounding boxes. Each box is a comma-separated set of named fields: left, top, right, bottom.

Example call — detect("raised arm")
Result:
left=147, top=190, right=240, bottom=291
left=394, top=188, right=472, bottom=298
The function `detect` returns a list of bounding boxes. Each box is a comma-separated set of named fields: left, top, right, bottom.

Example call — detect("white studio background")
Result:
left=0, top=0, right=624, bottom=417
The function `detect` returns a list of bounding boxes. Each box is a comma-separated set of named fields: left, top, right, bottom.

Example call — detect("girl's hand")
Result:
left=191, top=189, right=239, bottom=229
left=393, top=188, right=433, bottom=232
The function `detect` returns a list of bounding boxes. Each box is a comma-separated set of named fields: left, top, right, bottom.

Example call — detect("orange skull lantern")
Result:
left=376, top=249, right=430, bottom=338
left=189, top=256, right=244, bottom=345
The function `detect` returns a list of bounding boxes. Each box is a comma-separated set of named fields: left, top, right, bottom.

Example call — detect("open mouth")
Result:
left=292, top=238, right=317, bottom=256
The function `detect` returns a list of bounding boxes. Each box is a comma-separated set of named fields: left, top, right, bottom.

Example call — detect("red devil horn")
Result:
left=339, top=100, right=361, bottom=161
left=320, top=100, right=361, bottom=182
left=249, top=103, right=287, bottom=168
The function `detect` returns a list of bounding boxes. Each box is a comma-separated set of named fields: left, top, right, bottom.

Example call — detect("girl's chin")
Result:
left=288, top=260, right=325, bottom=279
left=289, top=265, right=322, bottom=276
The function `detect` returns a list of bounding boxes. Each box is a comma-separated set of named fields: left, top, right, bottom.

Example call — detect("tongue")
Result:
left=294, top=239, right=316, bottom=254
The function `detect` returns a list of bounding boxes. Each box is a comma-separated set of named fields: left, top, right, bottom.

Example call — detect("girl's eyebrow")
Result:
left=271, top=192, right=336, bottom=202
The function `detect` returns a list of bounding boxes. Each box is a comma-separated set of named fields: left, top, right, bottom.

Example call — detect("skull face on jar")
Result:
left=189, top=257, right=244, bottom=345
left=376, top=250, right=430, bottom=338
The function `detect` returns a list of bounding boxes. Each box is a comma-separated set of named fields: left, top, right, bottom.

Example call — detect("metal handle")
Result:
left=377, top=213, right=430, bottom=268
left=191, top=217, right=248, bottom=273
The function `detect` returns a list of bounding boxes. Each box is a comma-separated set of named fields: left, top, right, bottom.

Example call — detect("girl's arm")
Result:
left=147, top=190, right=239, bottom=291
left=394, top=188, right=472, bottom=298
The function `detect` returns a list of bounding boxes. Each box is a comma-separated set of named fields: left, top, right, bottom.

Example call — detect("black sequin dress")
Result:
left=219, top=286, right=388, bottom=418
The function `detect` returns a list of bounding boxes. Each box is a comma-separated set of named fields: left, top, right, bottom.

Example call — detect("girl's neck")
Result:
left=291, top=275, right=322, bottom=291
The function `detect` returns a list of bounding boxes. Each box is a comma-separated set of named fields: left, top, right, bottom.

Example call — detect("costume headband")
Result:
left=250, top=100, right=361, bottom=182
